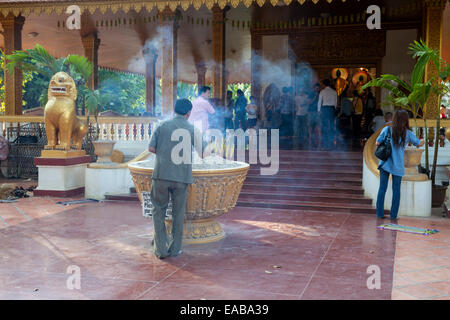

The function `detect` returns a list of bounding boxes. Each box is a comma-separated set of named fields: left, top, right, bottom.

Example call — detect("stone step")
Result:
left=241, top=183, right=364, bottom=195
left=245, top=159, right=362, bottom=167
left=236, top=199, right=386, bottom=215
left=105, top=193, right=139, bottom=201
left=246, top=170, right=363, bottom=179
left=249, top=164, right=363, bottom=172
left=233, top=150, right=363, bottom=158
left=244, top=176, right=362, bottom=186
left=238, top=192, right=372, bottom=205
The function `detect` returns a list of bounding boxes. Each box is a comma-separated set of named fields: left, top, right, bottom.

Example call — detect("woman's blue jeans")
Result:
left=376, top=168, right=402, bottom=219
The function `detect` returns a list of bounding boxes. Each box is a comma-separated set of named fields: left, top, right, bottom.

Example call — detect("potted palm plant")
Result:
left=363, top=40, right=450, bottom=208
left=363, top=40, right=433, bottom=176
left=411, top=41, right=450, bottom=208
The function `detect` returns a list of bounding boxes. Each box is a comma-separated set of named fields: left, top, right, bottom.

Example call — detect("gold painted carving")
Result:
left=424, top=2, right=445, bottom=119
left=43, top=72, right=88, bottom=154
left=0, top=0, right=342, bottom=17
left=129, top=163, right=250, bottom=244
left=290, top=30, right=386, bottom=63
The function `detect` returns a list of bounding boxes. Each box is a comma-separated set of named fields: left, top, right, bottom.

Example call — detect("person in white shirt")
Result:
left=317, top=79, right=338, bottom=149
left=371, top=109, right=386, bottom=134
left=188, top=86, right=215, bottom=133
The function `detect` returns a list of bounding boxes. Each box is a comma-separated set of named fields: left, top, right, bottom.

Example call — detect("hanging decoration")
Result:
left=54, top=0, right=424, bottom=33
left=2, top=0, right=430, bottom=18
left=331, top=68, right=349, bottom=80
left=352, top=70, right=370, bottom=87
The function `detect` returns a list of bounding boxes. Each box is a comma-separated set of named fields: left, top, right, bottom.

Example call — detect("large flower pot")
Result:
left=92, top=140, right=116, bottom=163
left=129, top=157, right=249, bottom=244
left=404, top=147, right=428, bottom=181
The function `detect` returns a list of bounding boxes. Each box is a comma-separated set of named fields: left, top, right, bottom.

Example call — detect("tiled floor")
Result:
left=0, top=195, right=448, bottom=300
left=391, top=217, right=450, bottom=300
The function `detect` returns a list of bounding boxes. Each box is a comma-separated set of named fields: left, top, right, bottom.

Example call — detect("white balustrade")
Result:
left=0, top=116, right=157, bottom=142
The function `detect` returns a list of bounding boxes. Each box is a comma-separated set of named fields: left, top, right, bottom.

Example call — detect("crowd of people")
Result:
left=185, top=82, right=396, bottom=151
left=188, top=86, right=259, bottom=134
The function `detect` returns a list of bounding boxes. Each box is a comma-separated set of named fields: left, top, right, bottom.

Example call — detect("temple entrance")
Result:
left=282, top=63, right=379, bottom=151
left=253, top=24, right=387, bottom=151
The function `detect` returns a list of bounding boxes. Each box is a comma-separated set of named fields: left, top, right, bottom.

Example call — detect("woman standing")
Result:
left=376, top=110, right=424, bottom=221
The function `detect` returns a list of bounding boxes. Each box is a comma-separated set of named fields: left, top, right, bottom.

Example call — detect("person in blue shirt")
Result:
left=375, top=110, right=424, bottom=221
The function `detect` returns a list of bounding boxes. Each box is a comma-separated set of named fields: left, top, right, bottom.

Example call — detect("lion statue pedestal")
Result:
left=33, top=72, right=91, bottom=197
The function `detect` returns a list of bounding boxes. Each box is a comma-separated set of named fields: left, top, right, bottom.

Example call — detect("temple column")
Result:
left=81, top=33, right=100, bottom=90
left=196, top=63, right=207, bottom=88
left=423, top=0, right=446, bottom=119
left=159, top=7, right=178, bottom=115
left=0, top=14, right=25, bottom=115
left=211, top=4, right=226, bottom=101
left=251, top=33, right=262, bottom=120
left=143, top=47, right=158, bottom=115
left=376, top=60, right=382, bottom=109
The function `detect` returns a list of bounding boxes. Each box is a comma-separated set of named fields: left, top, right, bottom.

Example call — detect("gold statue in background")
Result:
left=43, top=72, right=88, bottom=157
left=334, top=69, right=349, bottom=96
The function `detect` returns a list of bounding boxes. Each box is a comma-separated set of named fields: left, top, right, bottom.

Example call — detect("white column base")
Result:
left=363, top=161, right=432, bottom=217
left=85, top=166, right=134, bottom=200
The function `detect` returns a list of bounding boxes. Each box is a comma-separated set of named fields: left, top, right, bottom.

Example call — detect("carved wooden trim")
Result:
left=289, top=29, right=387, bottom=64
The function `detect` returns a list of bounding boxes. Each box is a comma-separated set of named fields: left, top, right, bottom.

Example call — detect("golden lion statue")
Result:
left=44, top=72, right=88, bottom=151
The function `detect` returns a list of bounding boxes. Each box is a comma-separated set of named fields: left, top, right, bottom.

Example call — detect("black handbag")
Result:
left=375, top=127, right=392, bottom=161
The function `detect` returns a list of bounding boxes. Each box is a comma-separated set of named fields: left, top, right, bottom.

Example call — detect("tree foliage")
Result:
left=227, top=83, right=251, bottom=101
left=0, top=49, right=34, bottom=114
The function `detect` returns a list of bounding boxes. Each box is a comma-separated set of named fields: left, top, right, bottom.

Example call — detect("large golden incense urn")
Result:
left=129, top=156, right=250, bottom=244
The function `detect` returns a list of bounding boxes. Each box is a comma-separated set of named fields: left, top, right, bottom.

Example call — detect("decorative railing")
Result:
left=0, top=116, right=159, bottom=142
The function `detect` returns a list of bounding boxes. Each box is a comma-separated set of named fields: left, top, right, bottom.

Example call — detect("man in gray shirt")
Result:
left=148, top=99, right=207, bottom=259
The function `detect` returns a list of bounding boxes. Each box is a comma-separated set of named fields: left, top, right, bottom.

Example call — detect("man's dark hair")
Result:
left=199, top=86, right=211, bottom=96
left=323, top=79, right=331, bottom=87
left=237, top=89, right=244, bottom=96
left=174, top=98, right=193, bottom=115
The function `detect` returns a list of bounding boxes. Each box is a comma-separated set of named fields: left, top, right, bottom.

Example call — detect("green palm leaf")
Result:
left=65, top=54, right=93, bottom=84
left=363, top=76, right=408, bottom=98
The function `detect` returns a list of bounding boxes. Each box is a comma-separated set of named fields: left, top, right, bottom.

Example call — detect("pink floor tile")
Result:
left=2, top=196, right=449, bottom=300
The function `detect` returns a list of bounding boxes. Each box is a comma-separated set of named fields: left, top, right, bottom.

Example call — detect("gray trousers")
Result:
left=150, top=179, right=188, bottom=258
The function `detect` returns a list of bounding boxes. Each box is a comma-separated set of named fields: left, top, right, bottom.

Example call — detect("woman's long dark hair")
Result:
left=391, top=110, right=410, bottom=147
